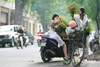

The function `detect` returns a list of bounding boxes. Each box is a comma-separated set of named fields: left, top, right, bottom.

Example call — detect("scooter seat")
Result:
left=48, top=38, right=58, bottom=45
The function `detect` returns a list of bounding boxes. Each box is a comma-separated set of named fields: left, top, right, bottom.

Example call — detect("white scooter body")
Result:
left=16, top=33, right=23, bottom=49
left=25, top=36, right=29, bottom=45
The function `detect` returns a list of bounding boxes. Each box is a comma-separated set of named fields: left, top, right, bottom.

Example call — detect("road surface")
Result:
left=0, top=42, right=100, bottom=67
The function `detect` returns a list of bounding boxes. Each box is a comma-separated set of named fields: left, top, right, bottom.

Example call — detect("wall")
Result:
left=0, top=0, right=14, bottom=25
left=23, top=16, right=43, bottom=36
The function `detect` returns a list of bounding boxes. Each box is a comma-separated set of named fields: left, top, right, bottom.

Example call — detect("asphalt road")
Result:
left=0, top=42, right=100, bottom=67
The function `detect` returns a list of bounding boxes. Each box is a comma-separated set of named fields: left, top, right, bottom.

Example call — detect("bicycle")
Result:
left=61, top=30, right=86, bottom=67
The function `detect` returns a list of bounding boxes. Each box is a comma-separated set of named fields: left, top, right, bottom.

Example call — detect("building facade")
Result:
left=0, top=0, right=43, bottom=36
left=22, top=13, right=43, bottom=36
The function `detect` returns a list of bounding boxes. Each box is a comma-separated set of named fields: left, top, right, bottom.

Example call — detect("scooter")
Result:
left=90, top=35, right=99, bottom=52
left=24, top=34, right=29, bottom=47
left=40, top=36, right=71, bottom=63
left=16, top=33, right=24, bottom=49
left=37, top=34, right=44, bottom=47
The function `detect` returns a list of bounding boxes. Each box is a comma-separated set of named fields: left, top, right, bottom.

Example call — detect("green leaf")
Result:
left=8, top=0, right=15, bottom=2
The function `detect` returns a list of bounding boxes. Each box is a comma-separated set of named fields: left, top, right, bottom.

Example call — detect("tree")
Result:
left=15, top=0, right=28, bottom=25
left=5, top=0, right=33, bottom=25
left=24, top=0, right=58, bottom=31
left=65, top=0, right=99, bottom=27
left=24, top=0, right=69, bottom=31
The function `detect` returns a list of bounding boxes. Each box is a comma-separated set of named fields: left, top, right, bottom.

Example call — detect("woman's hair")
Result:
left=52, top=14, right=59, bottom=20
left=80, top=7, right=85, bottom=14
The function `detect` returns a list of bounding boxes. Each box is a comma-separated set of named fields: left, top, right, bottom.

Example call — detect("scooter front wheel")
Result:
left=20, top=37, right=23, bottom=49
left=38, top=41, right=41, bottom=47
left=16, top=41, right=19, bottom=49
left=41, top=51, right=51, bottom=62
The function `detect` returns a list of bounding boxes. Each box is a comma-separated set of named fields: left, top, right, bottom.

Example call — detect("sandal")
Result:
left=64, top=58, right=68, bottom=61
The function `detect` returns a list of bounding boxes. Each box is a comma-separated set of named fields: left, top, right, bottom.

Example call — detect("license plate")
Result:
left=41, top=42, right=46, bottom=46
left=0, top=39, right=2, bottom=41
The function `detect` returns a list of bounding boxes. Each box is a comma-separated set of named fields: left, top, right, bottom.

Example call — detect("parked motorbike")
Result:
left=90, top=35, right=99, bottom=52
left=16, top=33, right=24, bottom=49
left=37, top=34, right=44, bottom=47
left=40, top=36, right=71, bottom=63
left=40, top=30, right=85, bottom=67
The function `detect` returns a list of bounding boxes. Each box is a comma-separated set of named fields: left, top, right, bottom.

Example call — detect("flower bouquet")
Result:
left=68, top=6, right=77, bottom=19
left=52, top=18, right=69, bottom=33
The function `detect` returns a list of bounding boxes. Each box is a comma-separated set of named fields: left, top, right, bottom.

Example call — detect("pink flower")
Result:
left=69, top=21, right=77, bottom=28
left=55, top=20, right=58, bottom=22
left=59, top=17, right=62, bottom=21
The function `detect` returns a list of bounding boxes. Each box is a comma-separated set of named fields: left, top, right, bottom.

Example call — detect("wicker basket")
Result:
left=75, top=31, right=86, bottom=41
left=57, top=33, right=67, bottom=37
left=57, top=33, right=72, bottom=38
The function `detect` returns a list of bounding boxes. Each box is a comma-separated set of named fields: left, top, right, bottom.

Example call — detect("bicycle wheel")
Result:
left=71, top=43, right=85, bottom=67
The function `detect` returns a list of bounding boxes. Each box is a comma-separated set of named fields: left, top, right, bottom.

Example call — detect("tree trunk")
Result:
left=14, top=2, right=23, bottom=25
left=95, top=1, right=99, bottom=33
left=87, top=0, right=100, bottom=60
left=14, top=0, right=28, bottom=25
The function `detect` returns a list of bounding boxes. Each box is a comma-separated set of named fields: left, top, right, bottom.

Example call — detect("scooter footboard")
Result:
left=56, top=46, right=64, bottom=57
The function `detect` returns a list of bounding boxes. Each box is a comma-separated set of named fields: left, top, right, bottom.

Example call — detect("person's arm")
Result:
left=23, top=30, right=25, bottom=32
left=50, top=20, right=54, bottom=25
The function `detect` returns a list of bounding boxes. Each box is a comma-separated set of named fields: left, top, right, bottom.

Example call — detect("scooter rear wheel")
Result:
left=41, top=51, right=51, bottom=62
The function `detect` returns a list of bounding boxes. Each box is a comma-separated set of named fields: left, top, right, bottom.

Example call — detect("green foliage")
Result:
left=8, top=0, right=15, bottom=2
left=4, top=0, right=33, bottom=3
left=24, top=0, right=69, bottom=27
left=61, top=61, right=68, bottom=65
left=86, top=24, right=93, bottom=34
left=24, top=0, right=56, bottom=26
left=65, top=0, right=100, bottom=28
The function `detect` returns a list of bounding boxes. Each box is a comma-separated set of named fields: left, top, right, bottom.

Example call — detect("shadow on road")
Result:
left=0, top=44, right=12, bottom=48
left=35, top=60, right=72, bottom=67
left=37, top=60, right=64, bottom=64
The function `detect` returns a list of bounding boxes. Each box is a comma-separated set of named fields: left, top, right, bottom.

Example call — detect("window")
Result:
left=39, top=25, right=41, bottom=28
left=14, top=26, right=18, bottom=32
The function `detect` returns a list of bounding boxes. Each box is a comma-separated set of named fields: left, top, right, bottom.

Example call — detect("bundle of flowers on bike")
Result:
left=51, top=18, right=69, bottom=33
left=68, top=5, right=93, bottom=34
left=52, top=6, right=93, bottom=35
left=68, top=6, right=77, bottom=19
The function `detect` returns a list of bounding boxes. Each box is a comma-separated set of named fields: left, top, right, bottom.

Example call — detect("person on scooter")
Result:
left=37, top=29, right=44, bottom=35
left=17, top=27, right=26, bottom=46
left=50, top=14, right=68, bottom=61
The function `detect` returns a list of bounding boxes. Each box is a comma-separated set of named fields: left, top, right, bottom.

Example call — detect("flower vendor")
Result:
left=50, top=14, right=68, bottom=61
